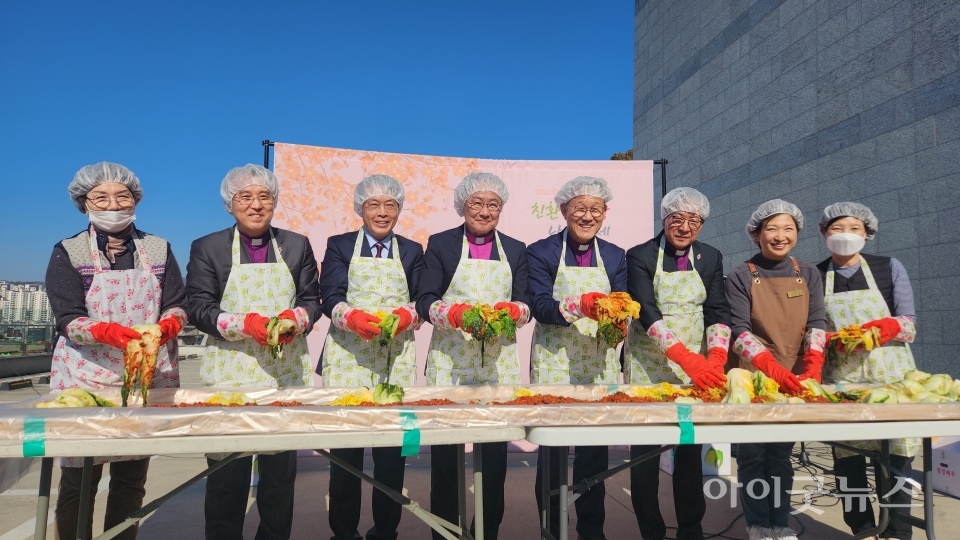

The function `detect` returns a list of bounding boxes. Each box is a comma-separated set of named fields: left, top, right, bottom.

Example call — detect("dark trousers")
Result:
left=834, top=453, right=914, bottom=540
left=630, top=445, right=706, bottom=540
left=204, top=451, right=297, bottom=540
left=430, top=442, right=507, bottom=540
left=534, top=446, right=608, bottom=539
left=736, top=442, right=794, bottom=529
left=56, top=458, right=150, bottom=540
left=328, top=447, right=406, bottom=540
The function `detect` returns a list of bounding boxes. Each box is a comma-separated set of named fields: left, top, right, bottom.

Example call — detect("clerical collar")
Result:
left=240, top=231, right=269, bottom=246
left=465, top=230, right=494, bottom=245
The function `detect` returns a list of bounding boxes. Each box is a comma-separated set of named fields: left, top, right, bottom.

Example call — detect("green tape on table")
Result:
left=676, top=405, right=695, bottom=445
left=23, top=417, right=45, bottom=457
left=399, top=410, right=421, bottom=457
left=607, top=384, right=619, bottom=394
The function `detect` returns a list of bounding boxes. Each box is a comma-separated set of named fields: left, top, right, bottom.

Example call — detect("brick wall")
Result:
left=634, top=0, right=960, bottom=374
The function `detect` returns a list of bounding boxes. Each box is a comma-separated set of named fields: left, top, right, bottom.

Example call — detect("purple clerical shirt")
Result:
left=465, top=230, right=494, bottom=260
left=240, top=231, right=269, bottom=264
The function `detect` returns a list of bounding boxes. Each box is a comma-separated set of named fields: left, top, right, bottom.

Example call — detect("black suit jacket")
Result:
left=185, top=226, right=322, bottom=339
left=319, top=230, right=425, bottom=318
left=626, top=231, right=730, bottom=331
left=415, top=225, right=529, bottom=321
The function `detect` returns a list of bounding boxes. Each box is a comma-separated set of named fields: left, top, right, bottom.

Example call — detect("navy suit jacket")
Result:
left=527, top=229, right=628, bottom=326
left=415, top=225, right=529, bottom=321
left=319, top=230, right=425, bottom=318
left=185, top=226, right=322, bottom=339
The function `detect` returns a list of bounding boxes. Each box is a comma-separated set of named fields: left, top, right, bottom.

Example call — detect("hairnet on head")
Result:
left=660, top=187, right=710, bottom=221
left=453, top=172, right=509, bottom=217
left=68, top=162, right=143, bottom=213
left=220, top=164, right=279, bottom=212
left=354, top=174, right=405, bottom=215
left=554, top=176, right=613, bottom=207
left=818, top=202, right=879, bottom=239
left=745, top=199, right=804, bottom=243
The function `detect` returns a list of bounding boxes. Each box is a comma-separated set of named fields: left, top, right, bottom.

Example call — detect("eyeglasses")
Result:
left=466, top=201, right=502, bottom=213
left=233, top=193, right=275, bottom=208
left=86, top=193, right=135, bottom=210
left=363, top=201, right=400, bottom=213
left=667, top=215, right=703, bottom=230
left=569, top=206, right=605, bottom=219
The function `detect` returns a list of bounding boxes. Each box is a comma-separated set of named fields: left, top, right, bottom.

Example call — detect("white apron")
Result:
left=52, top=226, right=178, bottom=466
left=425, top=231, right=520, bottom=386
left=822, top=258, right=919, bottom=457
left=200, top=228, right=311, bottom=387
left=624, top=238, right=707, bottom=384
left=530, top=232, right=618, bottom=384
left=322, top=232, right=417, bottom=387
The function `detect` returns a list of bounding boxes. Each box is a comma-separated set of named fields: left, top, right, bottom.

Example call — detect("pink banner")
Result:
left=273, top=143, right=654, bottom=385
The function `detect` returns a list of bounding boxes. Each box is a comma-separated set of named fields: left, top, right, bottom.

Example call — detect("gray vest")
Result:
left=60, top=229, right=168, bottom=292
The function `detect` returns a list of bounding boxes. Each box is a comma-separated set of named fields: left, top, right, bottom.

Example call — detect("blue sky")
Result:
left=1, top=1, right=634, bottom=281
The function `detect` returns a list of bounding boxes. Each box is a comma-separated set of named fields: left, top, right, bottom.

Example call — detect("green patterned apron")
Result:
left=200, top=228, right=312, bottom=388
left=624, top=238, right=707, bottom=384
left=321, top=232, right=417, bottom=387
left=822, top=258, right=918, bottom=457
left=531, top=231, right=617, bottom=384
left=425, top=231, right=519, bottom=386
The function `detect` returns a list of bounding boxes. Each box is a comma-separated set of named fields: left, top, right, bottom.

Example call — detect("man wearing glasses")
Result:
left=185, top=164, right=321, bottom=540
left=622, top=187, right=731, bottom=540
left=527, top=176, right=628, bottom=540
left=318, top=174, right=423, bottom=540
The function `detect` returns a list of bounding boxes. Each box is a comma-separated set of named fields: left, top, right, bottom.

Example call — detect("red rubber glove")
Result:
left=861, top=318, right=901, bottom=346
left=158, top=317, right=182, bottom=346
left=447, top=303, right=472, bottom=330
left=243, top=313, right=271, bottom=346
left=494, top=302, right=521, bottom=322
left=665, top=342, right=727, bottom=389
left=798, top=349, right=825, bottom=383
left=579, top=292, right=606, bottom=320
left=346, top=310, right=382, bottom=340
left=277, top=309, right=300, bottom=344
left=89, top=322, right=141, bottom=350
left=392, top=307, right=414, bottom=334
left=751, top=350, right=801, bottom=393
left=706, top=347, right=728, bottom=375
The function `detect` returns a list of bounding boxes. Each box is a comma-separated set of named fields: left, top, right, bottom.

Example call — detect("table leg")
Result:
left=458, top=444, right=467, bottom=539
left=34, top=457, right=53, bottom=540
left=922, top=438, right=937, bottom=540
left=540, top=446, right=551, bottom=540
left=558, top=446, right=568, bottom=540
left=75, top=457, right=94, bottom=540
left=473, top=443, right=484, bottom=540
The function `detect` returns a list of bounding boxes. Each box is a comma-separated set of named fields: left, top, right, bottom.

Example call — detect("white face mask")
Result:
left=88, top=210, right=136, bottom=233
left=826, top=232, right=865, bottom=256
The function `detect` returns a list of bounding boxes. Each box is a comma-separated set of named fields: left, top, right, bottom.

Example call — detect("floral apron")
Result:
left=52, top=226, right=178, bottom=466
left=322, top=232, right=417, bottom=387
left=531, top=232, right=617, bottom=384
left=200, top=228, right=311, bottom=388
left=425, top=231, right=519, bottom=386
left=822, top=258, right=919, bottom=457
left=624, top=238, right=706, bottom=384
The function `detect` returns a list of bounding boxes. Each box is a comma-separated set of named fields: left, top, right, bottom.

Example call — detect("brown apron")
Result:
left=737, top=258, right=808, bottom=374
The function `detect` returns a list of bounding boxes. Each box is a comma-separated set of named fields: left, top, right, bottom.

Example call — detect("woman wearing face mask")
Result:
left=724, top=200, right=827, bottom=540
left=816, top=202, right=918, bottom=540
left=45, top=162, right=187, bottom=540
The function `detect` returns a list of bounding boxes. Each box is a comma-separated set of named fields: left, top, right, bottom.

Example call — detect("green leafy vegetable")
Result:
left=373, top=383, right=404, bottom=405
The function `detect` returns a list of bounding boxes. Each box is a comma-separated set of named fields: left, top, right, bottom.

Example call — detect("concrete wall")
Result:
left=633, top=0, right=960, bottom=375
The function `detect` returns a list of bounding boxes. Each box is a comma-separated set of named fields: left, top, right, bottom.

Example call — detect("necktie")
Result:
left=375, top=242, right=385, bottom=258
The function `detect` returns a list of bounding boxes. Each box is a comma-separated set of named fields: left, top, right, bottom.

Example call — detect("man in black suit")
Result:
left=318, top=174, right=424, bottom=540
left=186, top=164, right=322, bottom=540
left=415, top=172, right=530, bottom=540
left=623, top=187, right=730, bottom=540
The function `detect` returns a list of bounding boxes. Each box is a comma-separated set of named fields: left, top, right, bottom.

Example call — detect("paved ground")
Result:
left=1, top=362, right=958, bottom=539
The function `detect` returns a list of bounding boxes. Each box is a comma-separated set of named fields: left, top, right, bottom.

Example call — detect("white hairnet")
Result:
left=554, top=176, right=613, bottom=206
left=660, top=187, right=710, bottom=221
left=220, top=164, right=279, bottom=212
left=354, top=174, right=405, bottom=215
left=818, top=202, right=879, bottom=240
left=453, top=172, right=509, bottom=217
left=68, top=162, right=143, bottom=213
left=745, top=199, right=804, bottom=244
